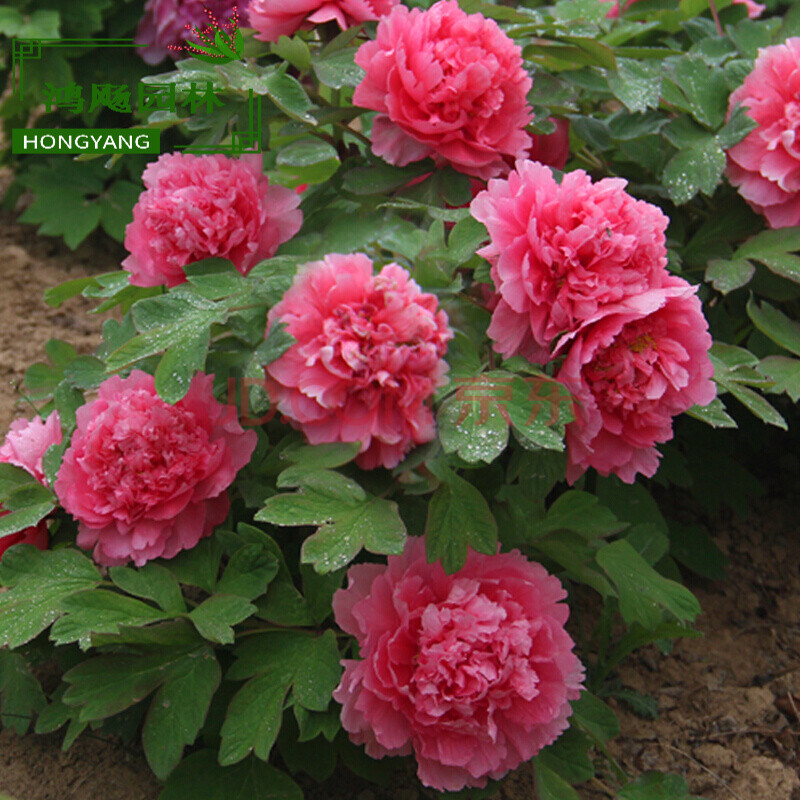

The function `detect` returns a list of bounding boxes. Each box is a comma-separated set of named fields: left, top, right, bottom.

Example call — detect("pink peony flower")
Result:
left=0, top=412, right=61, bottom=486
left=601, top=0, right=763, bottom=18
left=0, top=518, right=48, bottom=562
left=54, top=371, right=256, bottom=567
left=556, top=276, right=716, bottom=484
left=135, top=0, right=239, bottom=65
left=470, top=160, right=670, bottom=364
left=264, top=253, right=452, bottom=470
left=726, top=38, right=800, bottom=228
left=249, top=0, right=399, bottom=42
left=332, top=537, right=585, bottom=792
left=0, top=413, right=60, bottom=560
left=353, top=0, right=533, bottom=180
left=122, top=153, right=302, bottom=288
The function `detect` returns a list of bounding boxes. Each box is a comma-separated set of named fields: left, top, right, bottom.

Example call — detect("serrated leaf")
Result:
left=221, top=631, right=341, bottom=764
left=301, top=497, right=406, bottom=573
left=50, top=590, right=170, bottom=649
left=570, top=691, right=619, bottom=742
left=0, top=651, right=46, bottom=735
left=0, top=548, right=101, bottom=648
left=596, top=540, right=701, bottom=629
left=62, top=646, right=202, bottom=723
left=746, top=297, right=800, bottom=357
left=142, top=648, right=221, bottom=779
left=189, top=596, right=256, bottom=645
left=662, top=135, right=725, bottom=204
left=313, top=47, right=365, bottom=89
left=759, top=355, right=800, bottom=402
left=534, top=762, right=581, bottom=800
left=261, top=69, right=317, bottom=125
left=685, top=396, right=736, bottom=428
left=154, top=329, right=210, bottom=403
left=607, top=58, right=661, bottom=112
left=159, top=749, right=302, bottom=800
left=705, top=257, right=754, bottom=294
left=425, top=472, right=498, bottom=574
left=668, top=522, right=726, bottom=581
left=109, top=564, right=187, bottom=615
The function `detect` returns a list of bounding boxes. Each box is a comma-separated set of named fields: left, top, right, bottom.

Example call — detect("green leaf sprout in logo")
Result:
left=168, top=5, right=244, bottom=64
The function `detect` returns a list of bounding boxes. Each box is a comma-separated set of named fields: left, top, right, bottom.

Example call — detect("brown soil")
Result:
left=0, top=213, right=798, bottom=800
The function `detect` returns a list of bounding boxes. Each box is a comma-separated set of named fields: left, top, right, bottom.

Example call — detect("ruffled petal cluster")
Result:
left=0, top=413, right=61, bottom=560
left=333, top=537, right=585, bottom=792
left=471, top=161, right=669, bottom=364
left=135, top=0, right=238, bottom=64
left=0, top=412, right=62, bottom=487
left=55, top=371, right=256, bottom=566
left=556, top=278, right=716, bottom=483
left=471, top=160, right=715, bottom=482
left=123, top=153, right=302, bottom=287
left=264, top=253, right=452, bottom=469
left=726, top=38, right=800, bottom=228
left=353, top=0, right=533, bottom=179
left=249, top=0, right=399, bottom=42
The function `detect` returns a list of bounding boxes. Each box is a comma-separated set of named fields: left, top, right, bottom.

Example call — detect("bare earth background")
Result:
left=0, top=211, right=799, bottom=800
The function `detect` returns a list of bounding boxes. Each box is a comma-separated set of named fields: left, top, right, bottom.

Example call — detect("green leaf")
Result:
left=0, top=651, right=46, bottom=735
left=618, top=772, right=700, bottom=800
left=50, top=590, right=170, bottom=650
left=228, top=630, right=341, bottom=709
left=535, top=729, right=594, bottom=784
left=596, top=540, right=701, bottom=629
left=255, top=321, right=295, bottom=366
left=215, top=544, right=279, bottom=601
left=533, top=762, right=580, bottom=800
left=189, top=596, right=256, bottom=645
left=154, top=329, right=210, bottom=403
left=222, top=631, right=341, bottom=764
left=277, top=138, right=340, bottom=184
left=705, top=257, right=755, bottom=294
left=272, top=36, right=312, bottom=71
left=281, top=441, right=362, bottom=471
left=220, top=673, right=288, bottom=765
left=159, top=750, right=302, bottom=800
left=341, top=160, right=432, bottom=195
left=530, top=491, right=622, bottom=540
left=142, top=648, right=221, bottom=780
left=161, top=536, right=222, bottom=594
left=425, top=471, right=498, bottom=574
left=759, top=355, right=800, bottom=402
left=668, top=522, right=726, bottom=580
left=109, top=564, right=187, bottom=615
left=662, top=134, right=726, bottom=204
left=261, top=69, right=318, bottom=125
left=607, top=58, right=661, bottom=112
left=736, top=228, right=800, bottom=284
left=746, top=297, right=800, bottom=357
left=663, top=54, right=728, bottom=128
left=685, top=396, right=737, bottom=428
left=301, top=497, right=407, bottom=574
left=313, top=47, right=365, bottom=89
left=570, top=691, right=620, bottom=742
left=0, top=548, right=101, bottom=648
left=62, top=646, right=204, bottom=723
left=437, top=392, right=509, bottom=465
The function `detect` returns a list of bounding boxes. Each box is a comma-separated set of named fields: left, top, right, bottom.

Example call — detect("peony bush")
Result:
left=2, top=0, right=800, bottom=799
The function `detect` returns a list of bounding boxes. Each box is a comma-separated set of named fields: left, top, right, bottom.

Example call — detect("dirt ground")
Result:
left=0, top=212, right=799, bottom=800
